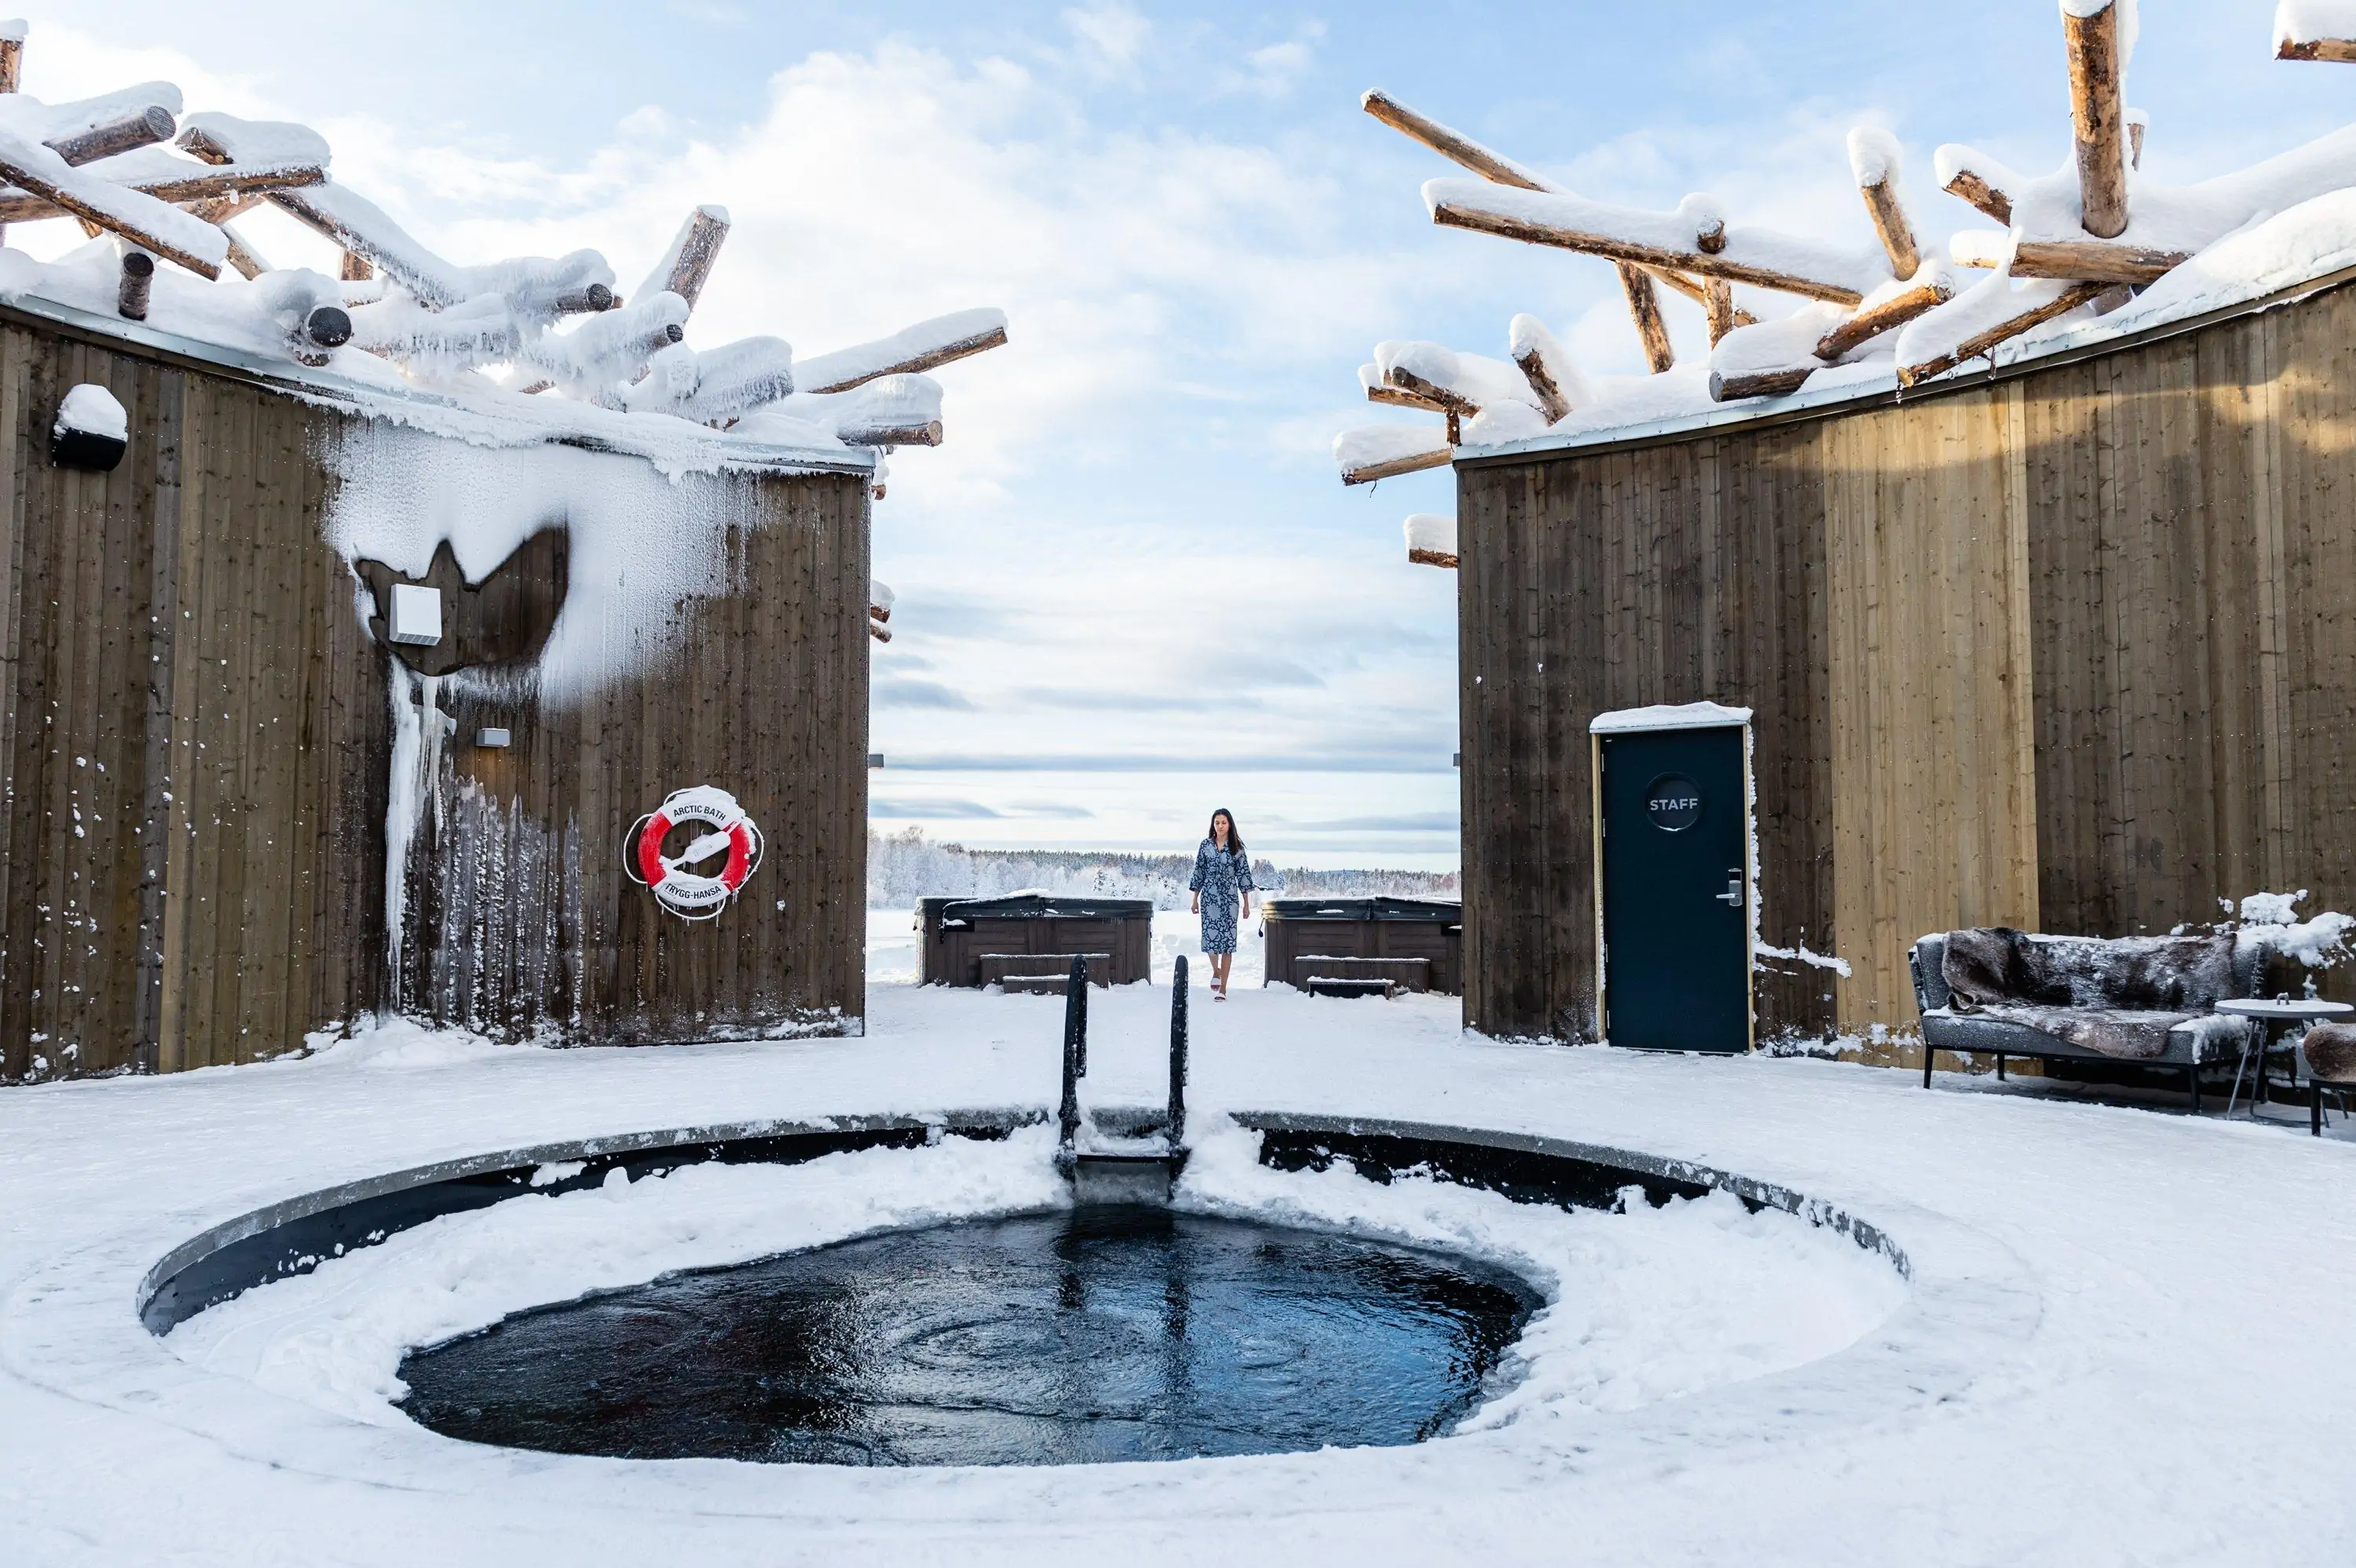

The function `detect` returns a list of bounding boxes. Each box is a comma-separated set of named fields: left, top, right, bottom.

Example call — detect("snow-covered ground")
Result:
left=4, top=965, right=2354, bottom=1564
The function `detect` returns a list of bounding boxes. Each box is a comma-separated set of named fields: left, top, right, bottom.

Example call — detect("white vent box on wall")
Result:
left=388, top=583, right=443, bottom=645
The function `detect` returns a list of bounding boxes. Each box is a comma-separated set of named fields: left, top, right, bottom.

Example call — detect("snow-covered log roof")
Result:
left=1339, top=1, right=2356, bottom=488
left=0, top=23, right=1005, bottom=466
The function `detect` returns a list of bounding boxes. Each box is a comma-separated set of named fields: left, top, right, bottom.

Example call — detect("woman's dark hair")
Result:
left=1207, top=808, right=1245, bottom=859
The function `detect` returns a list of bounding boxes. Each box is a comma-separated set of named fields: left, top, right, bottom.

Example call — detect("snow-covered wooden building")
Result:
left=1342, top=2, right=2356, bottom=1050
left=0, top=29, right=1003, bottom=1081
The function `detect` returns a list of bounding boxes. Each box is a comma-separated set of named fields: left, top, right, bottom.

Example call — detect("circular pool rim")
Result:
left=135, top=1108, right=1912, bottom=1336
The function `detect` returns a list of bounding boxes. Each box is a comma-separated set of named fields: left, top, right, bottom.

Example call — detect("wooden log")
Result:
left=1857, top=176, right=1919, bottom=280
left=2128, top=110, right=2146, bottom=170
left=2064, top=1, right=2129, bottom=239
left=0, top=163, right=323, bottom=223
left=836, top=418, right=943, bottom=448
left=1653, top=265, right=1758, bottom=327
left=1361, top=89, right=1549, bottom=191
left=1896, top=281, right=2107, bottom=386
left=1813, top=276, right=1954, bottom=360
left=1342, top=446, right=1453, bottom=486
left=0, top=31, right=20, bottom=96
left=47, top=106, right=175, bottom=167
left=0, top=151, right=223, bottom=278
left=657, top=206, right=730, bottom=308
left=551, top=282, right=615, bottom=314
left=2277, top=36, right=2356, bottom=62
left=1512, top=347, right=1570, bottom=422
left=1407, top=547, right=1460, bottom=570
left=1618, top=262, right=1675, bottom=372
left=800, top=318, right=1009, bottom=395
left=1705, top=279, right=1738, bottom=345
left=1943, top=170, right=2013, bottom=225
left=869, top=601, right=892, bottom=624
left=869, top=620, right=894, bottom=644
left=2009, top=239, right=2189, bottom=284
left=341, top=250, right=374, bottom=283
left=1707, top=365, right=1813, bottom=401
left=1428, top=193, right=1868, bottom=304
left=1368, top=382, right=1451, bottom=414
left=1384, top=364, right=1480, bottom=418
left=218, top=225, right=269, bottom=280
left=2091, top=283, right=2133, bottom=314
left=117, top=249, right=154, bottom=321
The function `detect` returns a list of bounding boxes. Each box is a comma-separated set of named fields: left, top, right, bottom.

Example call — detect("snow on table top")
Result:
left=1, top=982, right=2351, bottom=1563
left=1590, top=700, right=1754, bottom=733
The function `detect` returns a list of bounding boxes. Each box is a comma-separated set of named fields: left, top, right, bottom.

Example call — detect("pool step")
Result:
left=1071, top=1151, right=1179, bottom=1206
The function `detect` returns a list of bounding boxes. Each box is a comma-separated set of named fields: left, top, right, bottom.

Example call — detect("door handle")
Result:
left=1716, top=870, right=1743, bottom=906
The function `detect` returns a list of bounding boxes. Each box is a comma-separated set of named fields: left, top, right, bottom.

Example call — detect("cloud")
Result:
left=873, top=677, right=978, bottom=711
left=1061, top=3, right=1151, bottom=77
left=871, top=797, right=1003, bottom=819
left=1220, top=38, right=1316, bottom=101
left=1282, top=811, right=1462, bottom=833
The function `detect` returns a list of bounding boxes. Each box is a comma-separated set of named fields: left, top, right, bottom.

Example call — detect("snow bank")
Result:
left=165, top=1126, right=1073, bottom=1427
left=1178, top=1120, right=1908, bottom=1425
left=165, top=1113, right=1906, bottom=1442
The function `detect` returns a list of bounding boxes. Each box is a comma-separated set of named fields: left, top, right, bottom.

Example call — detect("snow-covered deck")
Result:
left=4, top=981, right=2351, bottom=1564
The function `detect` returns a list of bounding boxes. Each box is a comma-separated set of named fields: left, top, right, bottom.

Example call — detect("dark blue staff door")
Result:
left=1596, top=723, right=1752, bottom=1053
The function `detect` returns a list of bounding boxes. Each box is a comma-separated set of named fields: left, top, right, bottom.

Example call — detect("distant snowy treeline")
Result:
left=866, top=828, right=1459, bottom=910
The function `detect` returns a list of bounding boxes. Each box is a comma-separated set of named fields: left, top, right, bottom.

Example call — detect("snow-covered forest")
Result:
left=865, top=827, right=1459, bottom=908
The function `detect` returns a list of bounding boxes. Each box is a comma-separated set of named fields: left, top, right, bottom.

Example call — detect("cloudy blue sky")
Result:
left=16, top=2, right=2347, bottom=868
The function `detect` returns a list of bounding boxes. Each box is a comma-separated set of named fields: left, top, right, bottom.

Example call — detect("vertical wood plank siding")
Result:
left=1458, top=280, right=2356, bottom=1044
left=1, top=306, right=869, bottom=1081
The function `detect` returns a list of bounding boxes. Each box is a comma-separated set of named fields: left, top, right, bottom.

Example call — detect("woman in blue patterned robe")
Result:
left=1189, top=808, right=1255, bottom=999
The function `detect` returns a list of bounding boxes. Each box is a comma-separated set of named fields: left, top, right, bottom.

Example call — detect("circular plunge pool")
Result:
left=397, top=1204, right=1541, bottom=1466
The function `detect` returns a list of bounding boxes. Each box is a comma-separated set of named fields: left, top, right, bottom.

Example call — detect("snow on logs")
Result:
left=636, top=205, right=730, bottom=312
left=1846, top=128, right=1922, bottom=280
left=1423, top=177, right=1887, bottom=305
left=1350, top=0, right=2356, bottom=440
left=1335, top=425, right=1454, bottom=486
left=0, top=93, right=225, bottom=276
left=1508, top=314, right=1590, bottom=422
left=1403, top=514, right=1458, bottom=570
left=0, top=26, right=1004, bottom=461
left=794, top=309, right=1010, bottom=395
left=1893, top=274, right=2109, bottom=387
left=2278, top=0, right=2356, bottom=60
left=869, top=579, right=894, bottom=644
left=1361, top=89, right=1705, bottom=369
left=1933, top=144, right=2023, bottom=225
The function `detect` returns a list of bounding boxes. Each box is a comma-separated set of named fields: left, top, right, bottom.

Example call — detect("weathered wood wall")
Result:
left=1458, top=278, right=2356, bottom=1044
left=397, top=469, right=872, bottom=1042
left=0, top=310, right=386, bottom=1082
left=0, top=303, right=872, bottom=1082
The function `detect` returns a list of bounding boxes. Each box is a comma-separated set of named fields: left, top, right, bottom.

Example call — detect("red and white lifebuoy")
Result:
left=625, top=786, right=763, bottom=920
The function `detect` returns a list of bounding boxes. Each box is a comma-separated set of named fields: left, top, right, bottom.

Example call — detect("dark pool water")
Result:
left=397, top=1204, right=1538, bottom=1466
